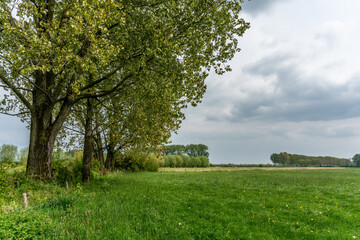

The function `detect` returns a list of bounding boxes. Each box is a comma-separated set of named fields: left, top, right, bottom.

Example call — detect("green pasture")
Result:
left=2, top=168, right=360, bottom=239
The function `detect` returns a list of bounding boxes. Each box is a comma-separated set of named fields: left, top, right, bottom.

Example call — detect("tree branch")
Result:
left=0, top=111, right=30, bottom=117
left=0, top=73, right=33, bottom=111
left=0, top=84, right=32, bottom=92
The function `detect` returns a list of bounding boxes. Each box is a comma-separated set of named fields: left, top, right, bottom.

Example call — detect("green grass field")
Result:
left=3, top=168, right=360, bottom=239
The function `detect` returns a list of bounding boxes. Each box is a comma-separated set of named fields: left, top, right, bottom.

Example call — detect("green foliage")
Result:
left=175, top=155, right=184, bottom=168
left=167, top=155, right=177, bottom=168
left=162, top=155, right=209, bottom=168
left=19, top=147, right=28, bottom=166
left=165, top=144, right=209, bottom=157
left=181, top=155, right=191, bottom=167
left=52, top=159, right=83, bottom=186
left=199, top=156, right=210, bottom=167
left=145, top=153, right=160, bottom=172
left=0, top=210, right=45, bottom=240
left=0, top=144, right=18, bottom=163
left=41, top=195, right=73, bottom=211
left=270, top=152, right=352, bottom=167
left=163, top=156, right=170, bottom=167
left=192, top=157, right=201, bottom=167
left=117, top=152, right=160, bottom=172
left=352, top=154, right=360, bottom=167
left=0, top=165, right=12, bottom=202
left=1, top=0, right=249, bottom=178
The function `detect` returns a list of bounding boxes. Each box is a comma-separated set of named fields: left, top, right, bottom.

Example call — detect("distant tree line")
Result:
left=164, top=144, right=209, bottom=157
left=270, top=152, right=352, bottom=167
left=163, top=155, right=209, bottom=168
left=352, top=154, right=360, bottom=167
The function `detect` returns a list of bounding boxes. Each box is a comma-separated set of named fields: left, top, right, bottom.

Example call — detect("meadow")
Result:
left=2, top=168, right=360, bottom=239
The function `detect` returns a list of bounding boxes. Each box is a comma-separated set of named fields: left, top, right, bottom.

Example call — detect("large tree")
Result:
left=0, top=0, right=249, bottom=179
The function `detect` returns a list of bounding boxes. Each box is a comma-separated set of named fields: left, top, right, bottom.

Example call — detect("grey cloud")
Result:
left=241, top=0, right=285, bottom=16
left=220, top=54, right=360, bottom=122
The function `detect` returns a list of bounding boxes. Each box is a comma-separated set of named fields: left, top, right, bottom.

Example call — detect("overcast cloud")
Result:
left=171, top=0, right=360, bottom=163
left=2, top=0, right=360, bottom=164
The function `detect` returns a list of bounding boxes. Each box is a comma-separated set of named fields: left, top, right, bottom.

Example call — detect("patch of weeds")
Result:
left=0, top=210, right=46, bottom=240
left=41, top=195, right=74, bottom=211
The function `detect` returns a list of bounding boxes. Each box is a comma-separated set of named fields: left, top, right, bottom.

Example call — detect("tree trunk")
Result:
left=26, top=73, right=74, bottom=180
left=82, top=99, right=94, bottom=182
left=105, top=145, right=114, bottom=171
left=26, top=116, right=55, bottom=179
left=95, top=125, right=105, bottom=171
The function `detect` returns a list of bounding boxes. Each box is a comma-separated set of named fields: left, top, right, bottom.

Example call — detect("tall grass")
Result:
left=36, top=169, right=360, bottom=239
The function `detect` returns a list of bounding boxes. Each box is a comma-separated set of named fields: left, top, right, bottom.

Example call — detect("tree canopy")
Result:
left=0, top=144, right=18, bottom=163
left=0, top=0, right=249, bottom=179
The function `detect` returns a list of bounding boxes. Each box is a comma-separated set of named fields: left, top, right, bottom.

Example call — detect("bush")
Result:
left=0, top=165, right=13, bottom=203
left=191, top=157, right=201, bottom=167
left=52, top=159, right=83, bottom=185
left=168, top=155, right=177, bottom=168
left=158, top=156, right=165, bottom=167
left=200, top=156, right=209, bottom=167
left=181, top=155, right=190, bottom=167
left=175, top=155, right=184, bottom=168
left=0, top=210, right=45, bottom=239
left=118, top=152, right=160, bottom=172
left=41, top=194, right=74, bottom=210
left=162, top=155, right=210, bottom=168
left=164, top=156, right=170, bottom=167
left=145, top=153, right=160, bottom=172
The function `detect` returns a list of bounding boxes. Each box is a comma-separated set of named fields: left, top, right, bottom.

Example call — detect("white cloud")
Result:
left=171, top=0, right=360, bottom=163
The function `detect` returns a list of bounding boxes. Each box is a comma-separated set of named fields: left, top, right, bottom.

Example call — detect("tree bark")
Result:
left=95, top=124, right=105, bottom=171
left=26, top=118, right=54, bottom=179
left=105, top=145, right=114, bottom=171
left=82, top=99, right=94, bottom=182
left=25, top=72, right=75, bottom=180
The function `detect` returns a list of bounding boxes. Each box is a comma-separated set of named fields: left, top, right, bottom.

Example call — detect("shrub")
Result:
left=158, top=155, right=165, bottom=167
left=145, top=153, right=160, bottom=172
left=191, top=157, right=201, bottom=167
left=167, top=155, right=177, bottom=168
left=175, top=155, right=184, bottom=168
left=164, top=156, right=170, bottom=167
left=0, top=165, right=12, bottom=203
left=181, top=155, right=190, bottom=167
left=200, top=156, right=210, bottom=167
left=0, top=210, right=45, bottom=239
left=41, top=195, right=74, bottom=210
left=117, top=152, right=160, bottom=172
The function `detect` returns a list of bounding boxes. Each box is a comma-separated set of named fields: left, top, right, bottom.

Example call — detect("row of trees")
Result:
left=270, top=152, right=352, bottom=167
left=163, top=155, right=209, bottom=168
left=352, top=154, right=360, bottom=167
left=0, top=1, right=249, bottom=180
left=164, top=144, right=209, bottom=157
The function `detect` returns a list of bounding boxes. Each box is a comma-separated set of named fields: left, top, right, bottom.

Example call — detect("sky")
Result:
left=170, top=0, right=360, bottom=164
left=1, top=0, right=360, bottom=164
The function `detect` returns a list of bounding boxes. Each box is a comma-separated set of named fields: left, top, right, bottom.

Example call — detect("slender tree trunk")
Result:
left=105, top=145, right=114, bottom=171
left=95, top=124, right=105, bottom=171
left=82, top=99, right=94, bottom=182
